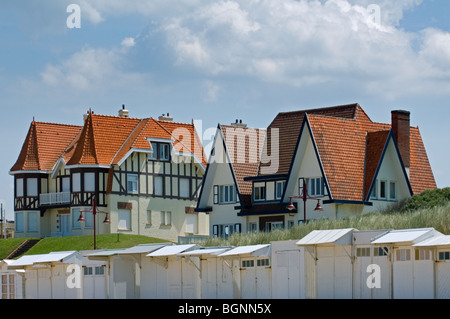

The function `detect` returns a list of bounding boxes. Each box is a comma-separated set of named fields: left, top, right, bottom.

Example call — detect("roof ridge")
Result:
left=277, top=103, right=359, bottom=116
left=33, top=121, right=83, bottom=128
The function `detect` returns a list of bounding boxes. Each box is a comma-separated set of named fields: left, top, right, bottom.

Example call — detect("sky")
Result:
left=0, top=0, right=449, bottom=220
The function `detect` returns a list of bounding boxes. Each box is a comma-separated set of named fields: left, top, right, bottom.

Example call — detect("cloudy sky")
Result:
left=1, top=0, right=449, bottom=219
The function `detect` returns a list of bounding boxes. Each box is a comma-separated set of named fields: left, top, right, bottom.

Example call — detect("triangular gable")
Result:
left=364, top=130, right=413, bottom=201
left=282, top=114, right=332, bottom=203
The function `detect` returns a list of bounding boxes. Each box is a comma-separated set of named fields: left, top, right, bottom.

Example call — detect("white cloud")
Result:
left=121, top=37, right=136, bottom=47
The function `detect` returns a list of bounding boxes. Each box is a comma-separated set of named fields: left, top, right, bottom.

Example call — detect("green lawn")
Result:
left=24, top=234, right=171, bottom=256
left=0, top=238, right=36, bottom=260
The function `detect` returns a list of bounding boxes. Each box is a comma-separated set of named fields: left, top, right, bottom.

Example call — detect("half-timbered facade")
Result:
left=10, top=108, right=208, bottom=242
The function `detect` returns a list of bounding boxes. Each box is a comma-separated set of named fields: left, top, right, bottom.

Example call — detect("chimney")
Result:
left=158, top=113, right=173, bottom=122
left=231, top=119, right=247, bottom=128
left=119, top=104, right=129, bottom=118
left=391, top=110, right=410, bottom=168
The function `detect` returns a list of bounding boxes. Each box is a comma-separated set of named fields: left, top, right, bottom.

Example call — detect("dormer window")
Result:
left=148, top=142, right=171, bottom=161
left=254, top=182, right=266, bottom=202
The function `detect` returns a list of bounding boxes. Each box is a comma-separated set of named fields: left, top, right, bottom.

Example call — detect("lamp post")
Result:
left=78, top=196, right=111, bottom=250
left=287, top=179, right=323, bottom=224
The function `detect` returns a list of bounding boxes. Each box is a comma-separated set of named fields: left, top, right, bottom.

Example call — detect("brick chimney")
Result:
left=391, top=110, right=410, bottom=168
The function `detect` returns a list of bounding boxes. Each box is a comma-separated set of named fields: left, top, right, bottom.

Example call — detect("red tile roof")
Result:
left=11, top=111, right=207, bottom=173
left=220, top=124, right=266, bottom=207
left=11, top=121, right=82, bottom=172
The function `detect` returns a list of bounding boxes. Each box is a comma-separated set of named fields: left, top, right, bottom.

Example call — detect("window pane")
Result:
left=84, top=173, right=95, bottom=192
left=149, top=142, right=157, bottom=159
left=380, top=181, right=386, bottom=199
left=16, top=179, right=24, bottom=197
left=72, top=173, right=81, bottom=192
left=15, top=212, right=24, bottom=232
left=72, top=208, right=82, bottom=229
left=160, top=144, right=170, bottom=160
left=27, top=212, right=38, bottom=232
left=27, top=178, right=38, bottom=197
left=390, top=182, right=396, bottom=200
left=127, top=174, right=138, bottom=194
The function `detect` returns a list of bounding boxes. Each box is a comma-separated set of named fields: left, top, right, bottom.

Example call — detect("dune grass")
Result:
left=199, top=200, right=450, bottom=247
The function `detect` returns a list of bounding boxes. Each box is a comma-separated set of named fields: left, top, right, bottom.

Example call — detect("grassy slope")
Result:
left=24, top=234, right=170, bottom=255
left=200, top=200, right=450, bottom=247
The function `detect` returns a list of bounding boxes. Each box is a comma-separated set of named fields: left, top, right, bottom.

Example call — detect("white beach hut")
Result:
left=270, top=240, right=305, bottom=299
left=413, top=235, right=450, bottom=299
left=352, top=230, right=392, bottom=299
left=371, top=227, right=443, bottom=299
left=218, top=244, right=272, bottom=299
left=145, top=244, right=199, bottom=299
left=177, top=247, right=232, bottom=299
left=296, top=228, right=355, bottom=299
left=0, top=259, right=24, bottom=299
left=80, top=251, right=109, bottom=299
left=7, top=251, right=82, bottom=299
left=86, top=243, right=170, bottom=299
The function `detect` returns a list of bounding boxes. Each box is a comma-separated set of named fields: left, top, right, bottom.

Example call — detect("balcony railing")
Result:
left=40, top=192, right=71, bottom=206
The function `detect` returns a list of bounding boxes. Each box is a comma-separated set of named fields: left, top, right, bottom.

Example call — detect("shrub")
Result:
left=401, top=188, right=450, bottom=212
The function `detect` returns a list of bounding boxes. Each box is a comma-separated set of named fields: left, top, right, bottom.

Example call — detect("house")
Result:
left=10, top=107, right=208, bottom=242
left=196, top=121, right=266, bottom=237
left=197, top=104, right=436, bottom=233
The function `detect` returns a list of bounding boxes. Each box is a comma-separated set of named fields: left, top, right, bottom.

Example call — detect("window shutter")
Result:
left=213, top=185, right=219, bottom=204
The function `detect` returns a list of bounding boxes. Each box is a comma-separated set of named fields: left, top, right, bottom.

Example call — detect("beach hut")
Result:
left=296, top=228, right=355, bottom=299
left=1, top=259, right=23, bottom=299
left=352, top=230, right=392, bottom=299
left=80, top=252, right=109, bottom=299
left=413, top=235, right=450, bottom=299
left=145, top=244, right=199, bottom=299
left=218, top=244, right=272, bottom=299
left=371, top=228, right=443, bottom=299
left=7, top=251, right=82, bottom=299
left=86, top=243, right=170, bottom=299
left=270, top=240, right=305, bottom=299
left=177, top=247, right=232, bottom=299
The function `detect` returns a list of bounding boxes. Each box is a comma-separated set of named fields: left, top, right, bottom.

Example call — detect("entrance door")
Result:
left=60, top=214, right=71, bottom=237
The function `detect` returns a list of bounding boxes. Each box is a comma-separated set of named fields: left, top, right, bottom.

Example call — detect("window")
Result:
left=95, top=266, right=105, bottom=275
left=15, top=212, right=24, bottom=232
left=439, top=251, right=450, bottom=261
left=357, top=247, right=371, bottom=257
left=160, top=211, right=172, bottom=226
left=84, top=267, right=93, bottom=276
left=72, top=173, right=81, bottom=192
left=380, top=181, right=387, bottom=199
left=16, top=178, right=24, bottom=197
left=254, top=183, right=266, bottom=201
left=148, top=142, right=157, bottom=160
left=154, top=176, right=164, bottom=196
left=276, top=181, right=285, bottom=199
left=374, top=247, right=389, bottom=257
left=2, top=274, right=15, bottom=299
left=180, top=178, right=190, bottom=198
left=62, top=177, right=71, bottom=193
left=242, top=260, right=254, bottom=268
left=213, top=224, right=240, bottom=239
left=72, top=208, right=82, bottom=229
left=27, top=178, right=38, bottom=197
left=27, top=212, right=38, bottom=232
left=160, top=143, right=170, bottom=161
left=257, top=259, right=270, bottom=267
left=396, top=249, right=411, bottom=261
left=127, top=174, right=138, bottom=194
left=308, top=177, right=325, bottom=197
left=390, top=182, right=396, bottom=200
left=220, top=185, right=236, bottom=204
left=118, top=209, right=131, bottom=230
left=213, top=185, right=219, bottom=204
left=84, top=173, right=95, bottom=192
left=84, top=211, right=94, bottom=229
left=415, top=249, right=431, bottom=261
left=249, top=223, right=257, bottom=232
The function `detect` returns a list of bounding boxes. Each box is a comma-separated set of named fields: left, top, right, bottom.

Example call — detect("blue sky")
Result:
left=1, top=0, right=449, bottom=220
